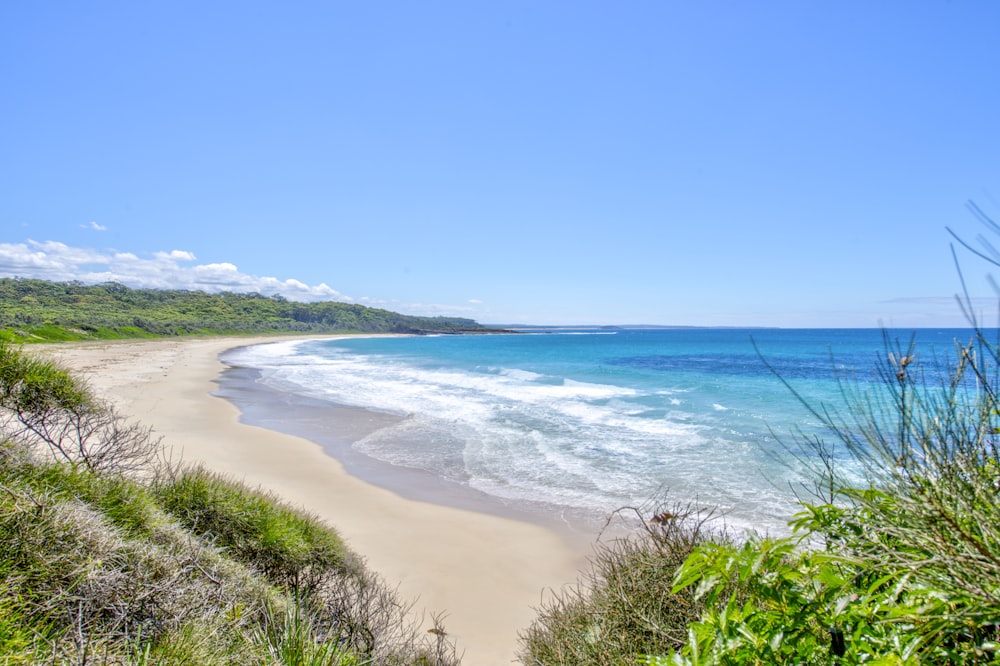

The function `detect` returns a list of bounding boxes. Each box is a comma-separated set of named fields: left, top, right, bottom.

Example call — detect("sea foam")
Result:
left=222, top=328, right=973, bottom=535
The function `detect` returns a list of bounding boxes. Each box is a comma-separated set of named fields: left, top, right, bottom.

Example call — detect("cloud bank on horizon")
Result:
left=2, top=236, right=994, bottom=329
left=0, top=239, right=349, bottom=303
left=0, top=239, right=484, bottom=319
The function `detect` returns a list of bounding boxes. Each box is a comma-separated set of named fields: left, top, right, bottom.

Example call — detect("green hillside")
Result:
left=0, top=278, right=505, bottom=342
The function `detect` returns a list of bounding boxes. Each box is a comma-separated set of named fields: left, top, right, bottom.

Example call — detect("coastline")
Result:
left=214, top=357, right=616, bottom=540
left=38, top=335, right=591, bottom=665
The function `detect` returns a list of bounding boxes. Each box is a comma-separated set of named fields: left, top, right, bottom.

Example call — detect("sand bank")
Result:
left=39, top=336, right=590, bottom=665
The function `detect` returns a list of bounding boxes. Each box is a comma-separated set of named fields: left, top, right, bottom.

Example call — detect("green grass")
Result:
left=518, top=504, right=720, bottom=665
left=3, top=323, right=177, bottom=344
left=23, top=463, right=164, bottom=537
left=0, top=459, right=270, bottom=662
left=153, top=467, right=357, bottom=595
left=0, top=439, right=458, bottom=664
left=0, top=323, right=158, bottom=344
left=0, top=442, right=460, bottom=664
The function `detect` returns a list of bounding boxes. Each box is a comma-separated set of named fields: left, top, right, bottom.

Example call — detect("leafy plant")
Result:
left=254, top=599, right=364, bottom=666
left=639, top=206, right=1000, bottom=665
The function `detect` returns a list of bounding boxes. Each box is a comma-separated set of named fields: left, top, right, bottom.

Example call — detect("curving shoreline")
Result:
left=214, top=351, right=617, bottom=540
left=39, top=335, right=590, bottom=666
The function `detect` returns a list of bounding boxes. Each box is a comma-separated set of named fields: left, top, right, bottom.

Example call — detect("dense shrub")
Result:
left=519, top=504, right=721, bottom=665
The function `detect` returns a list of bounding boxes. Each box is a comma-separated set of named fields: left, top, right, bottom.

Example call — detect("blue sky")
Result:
left=3, top=1, right=999, bottom=327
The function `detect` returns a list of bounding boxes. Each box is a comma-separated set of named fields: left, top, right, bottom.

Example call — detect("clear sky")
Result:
left=3, top=1, right=999, bottom=327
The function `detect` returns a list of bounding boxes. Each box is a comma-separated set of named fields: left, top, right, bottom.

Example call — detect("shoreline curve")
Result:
left=39, top=335, right=591, bottom=666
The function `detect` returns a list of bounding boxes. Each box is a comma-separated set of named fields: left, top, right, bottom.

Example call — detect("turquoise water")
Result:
left=222, top=327, right=977, bottom=533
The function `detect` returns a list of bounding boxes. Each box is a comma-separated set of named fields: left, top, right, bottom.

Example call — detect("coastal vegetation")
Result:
left=519, top=503, right=718, bottom=664
left=518, top=234, right=1000, bottom=664
left=0, top=278, right=501, bottom=343
left=0, top=340, right=459, bottom=664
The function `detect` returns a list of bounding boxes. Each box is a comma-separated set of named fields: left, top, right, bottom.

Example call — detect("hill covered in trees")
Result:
left=0, top=278, right=505, bottom=342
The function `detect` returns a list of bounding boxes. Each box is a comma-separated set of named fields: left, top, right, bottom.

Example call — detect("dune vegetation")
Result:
left=0, top=339, right=459, bottom=665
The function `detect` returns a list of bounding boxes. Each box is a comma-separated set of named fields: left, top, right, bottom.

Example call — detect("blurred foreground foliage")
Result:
left=0, top=278, right=501, bottom=343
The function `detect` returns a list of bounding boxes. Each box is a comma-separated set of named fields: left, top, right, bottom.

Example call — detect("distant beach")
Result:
left=40, top=336, right=589, bottom=666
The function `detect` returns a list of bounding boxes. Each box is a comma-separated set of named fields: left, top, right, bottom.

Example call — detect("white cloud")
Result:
left=29, top=240, right=110, bottom=265
left=154, top=250, right=197, bottom=262
left=0, top=240, right=111, bottom=281
left=0, top=239, right=352, bottom=303
left=0, top=239, right=489, bottom=318
left=468, top=298, right=483, bottom=304
left=82, top=221, right=107, bottom=231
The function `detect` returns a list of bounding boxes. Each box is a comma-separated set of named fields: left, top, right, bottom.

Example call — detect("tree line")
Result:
left=0, top=278, right=506, bottom=342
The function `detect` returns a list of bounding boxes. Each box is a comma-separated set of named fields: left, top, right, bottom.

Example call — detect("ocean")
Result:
left=216, top=327, right=978, bottom=536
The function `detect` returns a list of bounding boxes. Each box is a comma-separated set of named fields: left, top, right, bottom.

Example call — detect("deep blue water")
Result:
left=222, top=327, right=981, bottom=533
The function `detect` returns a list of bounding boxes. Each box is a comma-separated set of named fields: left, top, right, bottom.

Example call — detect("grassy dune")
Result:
left=0, top=341, right=458, bottom=665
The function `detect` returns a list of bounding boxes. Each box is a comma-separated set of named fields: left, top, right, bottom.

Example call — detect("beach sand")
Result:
left=38, top=336, right=590, bottom=665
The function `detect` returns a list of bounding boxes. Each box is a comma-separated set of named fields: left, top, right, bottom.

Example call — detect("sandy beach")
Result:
left=39, top=336, right=590, bottom=665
